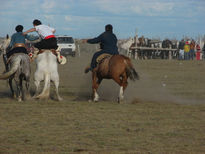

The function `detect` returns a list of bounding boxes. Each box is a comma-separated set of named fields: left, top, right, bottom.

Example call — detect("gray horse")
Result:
left=0, top=36, right=31, bottom=101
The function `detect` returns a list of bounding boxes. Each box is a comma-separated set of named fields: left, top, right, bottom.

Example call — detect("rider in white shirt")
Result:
left=23, top=19, right=63, bottom=63
left=23, top=19, right=58, bottom=50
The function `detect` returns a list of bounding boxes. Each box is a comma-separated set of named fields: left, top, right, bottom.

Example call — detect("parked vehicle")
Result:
left=56, top=36, right=76, bottom=57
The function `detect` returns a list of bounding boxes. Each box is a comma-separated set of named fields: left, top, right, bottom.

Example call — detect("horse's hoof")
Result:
left=25, top=94, right=31, bottom=100
left=12, top=94, right=16, bottom=99
left=117, top=97, right=123, bottom=104
left=18, top=97, right=22, bottom=102
left=34, top=94, right=49, bottom=100
left=57, top=97, right=63, bottom=101
left=32, top=96, right=37, bottom=99
left=93, top=98, right=99, bottom=102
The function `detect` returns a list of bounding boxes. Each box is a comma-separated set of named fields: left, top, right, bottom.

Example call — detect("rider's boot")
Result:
left=84, top=65, right=92, bottom=73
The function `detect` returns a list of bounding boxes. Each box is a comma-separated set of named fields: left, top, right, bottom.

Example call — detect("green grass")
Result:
left=0, top=100, right=204, bottom=153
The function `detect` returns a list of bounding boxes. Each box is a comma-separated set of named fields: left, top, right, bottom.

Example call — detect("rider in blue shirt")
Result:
left=7, top=25, right=38, bottom=57
left=84, top=24, right=119, bottom=73
left=4, top=25, right=38, bottom=71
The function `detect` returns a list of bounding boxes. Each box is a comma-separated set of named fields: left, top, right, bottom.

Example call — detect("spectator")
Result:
left=202, top=42, right=205, bottom=60
left=184, top=41, right=190, bottom=60
left=178, top=39, right=185, bottom=60
left=179, top=48, right=184, bottom=60
left=189, top=40, right=195, bottom=60
left=195, top=43, right=201, bottom=60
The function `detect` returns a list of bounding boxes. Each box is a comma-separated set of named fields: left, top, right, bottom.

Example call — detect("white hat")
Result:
left=58, top=55, right=67, bottom=65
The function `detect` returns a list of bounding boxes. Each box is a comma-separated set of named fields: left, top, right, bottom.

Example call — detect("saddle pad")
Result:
left=96, top=53, right=111, bottom=63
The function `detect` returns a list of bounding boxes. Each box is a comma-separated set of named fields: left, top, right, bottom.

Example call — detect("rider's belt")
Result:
left=13, top=43, right=26, bottom=48
left=44, top=35, right=55, bottom=39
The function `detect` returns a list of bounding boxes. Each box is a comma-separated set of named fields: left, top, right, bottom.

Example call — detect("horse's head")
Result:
left=0, top=34, right=11, bottom=54
left=120, top=38, right=134, bottom=51
left=162, top=39, right=172, bottom=48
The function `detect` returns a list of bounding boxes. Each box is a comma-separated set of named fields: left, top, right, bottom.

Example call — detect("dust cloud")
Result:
left=63, top=51, right=203, bottom=104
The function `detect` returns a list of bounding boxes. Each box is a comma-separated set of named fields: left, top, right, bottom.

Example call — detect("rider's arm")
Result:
left=23, top=28, right=36, bottom=35
left=87, top=34, right=103, bottom=44
left=49, top=26, right=56, bottom=34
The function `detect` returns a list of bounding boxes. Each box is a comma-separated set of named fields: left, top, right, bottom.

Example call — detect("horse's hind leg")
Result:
left=24, top=79, right=31, bottom=100
left=15, top=79, right=23, bottom=102
left=33, top=80, right=40, bottom=98
left=113, top=73, right=128, bottom=103
left=9, top=78, right=16, bottom=98
left=53, top=79, right=63, bottom=101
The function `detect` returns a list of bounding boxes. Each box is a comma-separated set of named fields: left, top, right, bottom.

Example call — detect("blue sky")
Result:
left=0, top=0, right=205, bottom=40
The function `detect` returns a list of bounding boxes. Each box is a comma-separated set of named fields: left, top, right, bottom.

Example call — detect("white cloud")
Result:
left=64, top=15, right=102, bottom=23
left=65, top=16, right=72, bottom=22
left=41, top=0, right=56, bottom=11
left=92, top=0, right=175, bottom=16
left=131, top=1, right=174, bottom=16
left=44, top=15, right=54, bottom=20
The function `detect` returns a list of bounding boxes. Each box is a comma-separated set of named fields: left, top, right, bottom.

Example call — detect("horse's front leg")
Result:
left=92, top=72, right=102, bottom=102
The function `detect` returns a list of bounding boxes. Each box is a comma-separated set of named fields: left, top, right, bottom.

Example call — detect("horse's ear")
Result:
left=6, top=34, right=9, bottom=39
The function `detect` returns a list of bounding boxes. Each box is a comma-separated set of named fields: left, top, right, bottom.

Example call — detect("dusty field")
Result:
left=0, top=43, right=205, bottom=153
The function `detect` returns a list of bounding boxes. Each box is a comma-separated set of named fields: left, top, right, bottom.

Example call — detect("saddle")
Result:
left=96, top=53, right=112, bottom=63
left=13, top=43, right=26, bottom=49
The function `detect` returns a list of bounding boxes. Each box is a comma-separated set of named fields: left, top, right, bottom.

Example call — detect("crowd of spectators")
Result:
left=178, top=39, right=205, bottom=60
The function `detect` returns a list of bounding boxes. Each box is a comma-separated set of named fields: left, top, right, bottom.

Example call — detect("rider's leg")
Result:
left=90, top=51, right=104, bottom=70
left=85, top=51, right=103, bottom=73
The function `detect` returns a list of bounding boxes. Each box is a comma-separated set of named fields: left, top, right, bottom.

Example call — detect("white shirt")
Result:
left=35, top=25, right=55, bottom=39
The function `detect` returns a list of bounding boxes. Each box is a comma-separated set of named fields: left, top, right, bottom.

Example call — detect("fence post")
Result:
left=78, top=44, right=80, bottom=57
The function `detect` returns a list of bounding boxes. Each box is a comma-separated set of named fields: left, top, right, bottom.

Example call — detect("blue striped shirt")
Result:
left=9, top=32, right=39, bottom=48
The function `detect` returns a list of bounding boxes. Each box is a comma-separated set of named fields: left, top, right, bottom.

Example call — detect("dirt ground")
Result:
left=0, top=42, right=205, bottom=104
left=55, top=47, right=205, bottom=105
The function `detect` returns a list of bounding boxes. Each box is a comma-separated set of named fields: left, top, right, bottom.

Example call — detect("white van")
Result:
left=56, top=35, right=76, bottom=57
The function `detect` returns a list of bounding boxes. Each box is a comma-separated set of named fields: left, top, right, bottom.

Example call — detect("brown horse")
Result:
left=91, top=54, right=139, bottom=103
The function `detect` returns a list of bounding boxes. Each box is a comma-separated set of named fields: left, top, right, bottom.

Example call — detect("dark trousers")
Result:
left=34, top=37, right=58, bottom=50
left=91, top=51, right=104, bottom=69
left=6, top=47, right=28, bottom=58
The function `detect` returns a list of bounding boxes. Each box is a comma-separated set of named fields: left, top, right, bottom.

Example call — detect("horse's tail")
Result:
left=39, top=72, right=51, bottom=98
left=0, top=57, right=21, bottom=80
left=124, top=56, right=139, bottom=81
